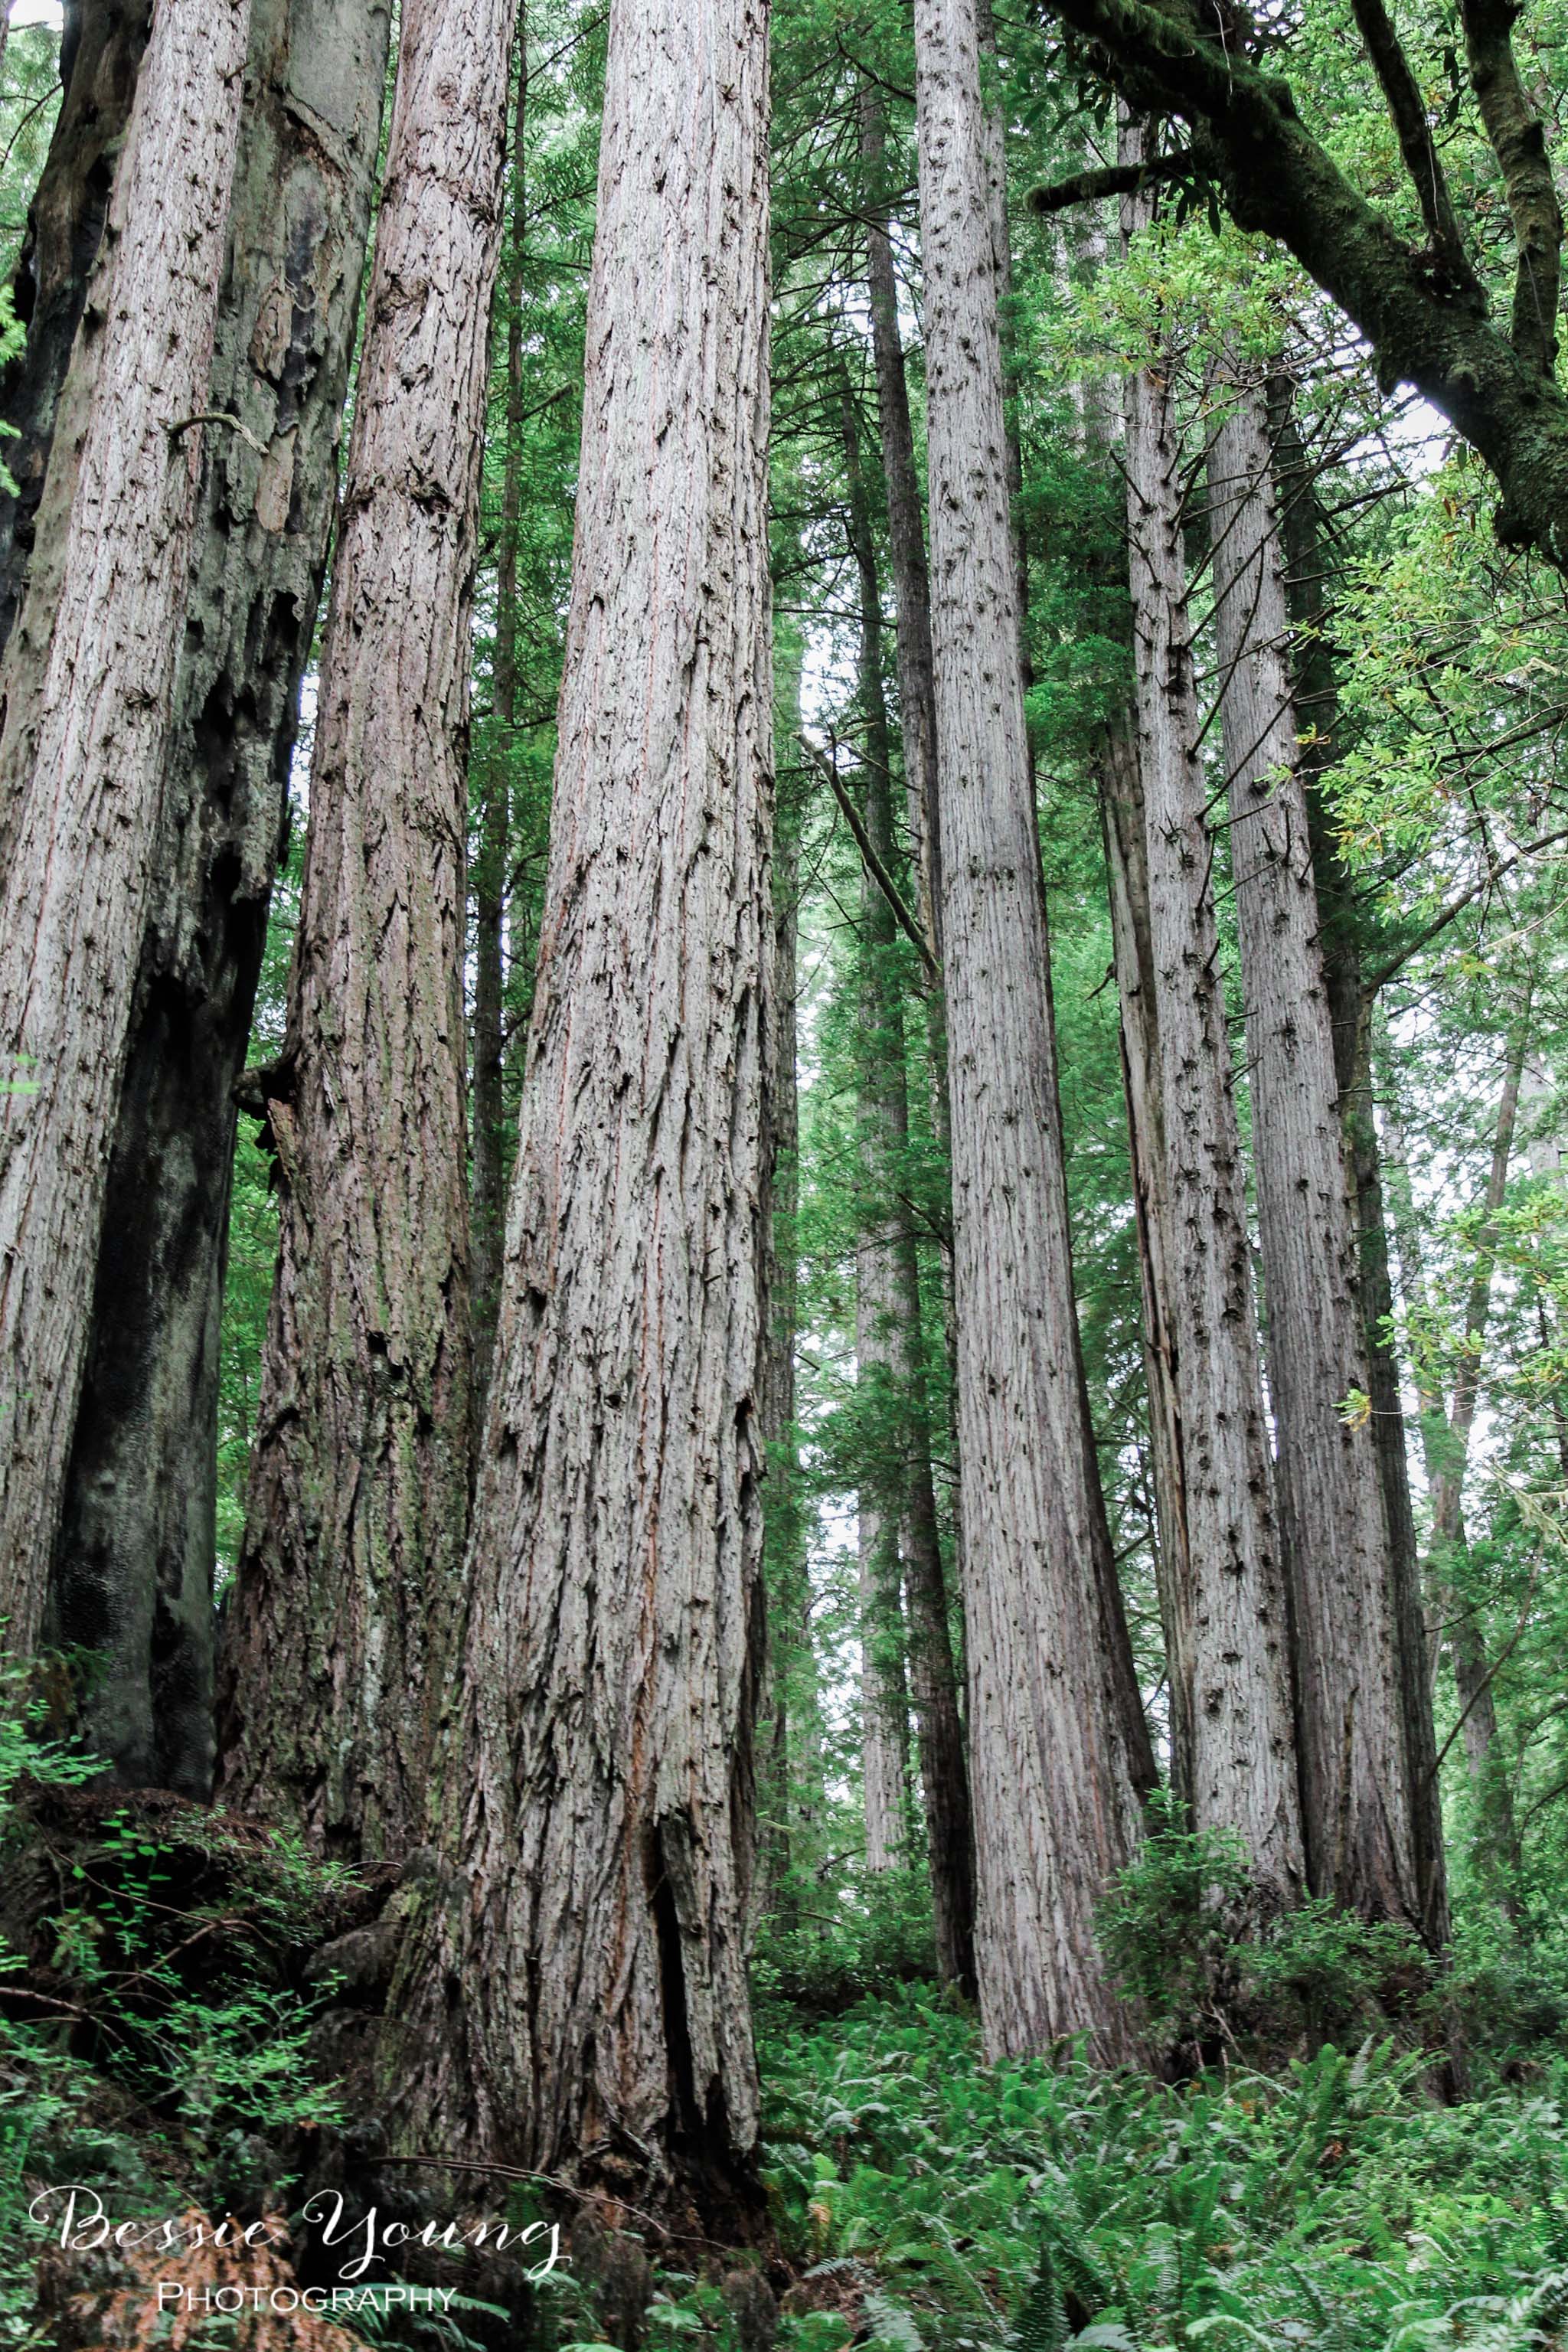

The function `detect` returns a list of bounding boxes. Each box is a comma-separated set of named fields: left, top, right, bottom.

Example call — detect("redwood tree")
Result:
left=215, top=0, right=519, bottom=1857
left=0, top=0, right=251, bottom=1655
left=387, top=0, right=773, bottom=2216
left=47, top=0, right=394, bottom=1795
left=913, top=0, right=1142, bottom=2061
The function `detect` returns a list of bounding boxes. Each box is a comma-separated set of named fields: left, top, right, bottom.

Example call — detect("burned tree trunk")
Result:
left=46, top=0, right=394, bottom=1796
left=215, top=0, right=517, bottom=1856
left=913, top=0, right=1142, bottom=2060
left=0, top=0, right=251, bottom=1655
left=0, top=0, right=152, bottom=658
left=386, top=0, right=773, bottom=2220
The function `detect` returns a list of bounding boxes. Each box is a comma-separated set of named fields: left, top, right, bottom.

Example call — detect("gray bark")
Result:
left=46, top=0, right=393, bottom=1796
left=0, top=0, right=251, bottom=1655
left=914, top=0, right=1142, bottom=2062
left=386, top=0, right=773, bottom=2218
left=1120, top=134, right=1303, bottom=1907
left=215, top=0, right=516, bottom=1857
left=1208, top=371, right=1419, bottom=1928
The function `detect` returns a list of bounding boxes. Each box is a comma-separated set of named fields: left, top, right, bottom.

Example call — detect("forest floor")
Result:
left=4, top=1769, right=1568, bottom=2352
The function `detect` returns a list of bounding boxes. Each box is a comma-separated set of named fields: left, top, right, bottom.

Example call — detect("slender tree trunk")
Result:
left=0, top=0, right=250, bottom=1655
left=914, top=0, right=1142, bottom=2061
left=386, top=0, right=773, bottom=2220
left=43, top=0, right=393, bottom=1797
left=0, top=0, right=151, bottom=660
left=861, top=84, right=941, bottom=964
left=842, top=387, right=978, bottom=1967
left=845, top=389, right=912, bottom=1877
left=761, top=616, right=806, bottom=1927
left=859, top=92, right=979, bottom=1985
left=1099, top=710, right=1194, bottom=1805
left=215, top=0, right=516, bottom=1857
left=1275, top=392, right=1449, bottom=1945
left=472, top=21, right=528, bottom=1410
left=1383, top=1054, right=1526, bottom=1900
left=1209, top=369, right=1422, bottom=1929
left=1120, top=134, right=1303, bottom=1908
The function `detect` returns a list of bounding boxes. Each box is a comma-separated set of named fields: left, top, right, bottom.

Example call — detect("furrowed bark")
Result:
left=1208, top=371, right=1417, bottom=1928
left=472, top=21, right=528, bottom=1410
left=0, top=0, right=250, bottom=1656
left=386, top=0, right=772, bottom=2219
left=46, top=0, right=393, bottom=1796
left=215, top=0, right=516, bottom=1857
left=914, top=0, right=1142, bottom=2062
left=1121, top=137, right=1303, bottom=1907
left=1031, top=0, right=1568, bottom=570
left=0, top=0, right=151, bottom=659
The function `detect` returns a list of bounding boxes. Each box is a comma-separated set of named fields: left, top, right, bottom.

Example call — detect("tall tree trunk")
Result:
left=1099, top=710, right=1194, bottom=1805
left=0, top=0, right=151, bottom=659
left=761, top=614, right=807, bottom=1927
left=215, top=0, right=515, bottom=1857
left=1208, top=370, right=1421, bottom=1929
left=472, top=21, right=528, bottom=1410
left=1275, top=390, right=1449, bottom=1945
left=845, top=386, right=912, bottom=1878
left=1383, top=1048, right=1526, bottom=1900
left=913, top=0, right=1142, bottom=2061
left=1120, top=134, right=1303, bottom=1909
left=386, top=0, right=772, bottom=2220
left=44, top=0, right=393, bottom=1796
left=0, top=0, right=251, bottom=1655
left=861, top=83, right=941, bottom=965
left=842, top=385, right=978, bottom=1972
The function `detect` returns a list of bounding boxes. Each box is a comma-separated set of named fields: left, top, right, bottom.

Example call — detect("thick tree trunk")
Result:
left=44, top=0, right=393, bottom=1797
left=0, top=0, right=250, bottom=1655
left=472, top=25, right=528, bottom=1410
left=385, top=0, right=772, bottom=2220
left=913, top=0, right=1142, bottom=2062
left=214, top=0, right=515, bottom=1857
left=0, top=0, right=151, bottom=659
left=1099, top=710, right=1194, bottom=1805
left=1208, top=371, right=1419, bottom=1928
left=1120, top=149, right=1303, bottom=1907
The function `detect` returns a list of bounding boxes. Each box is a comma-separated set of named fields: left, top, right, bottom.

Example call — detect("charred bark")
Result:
left=0, top=0, right=251, bottom=1657
left=45, top=0, right=393, bottom=1796
left=0, top=0, right=151, bottom=658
